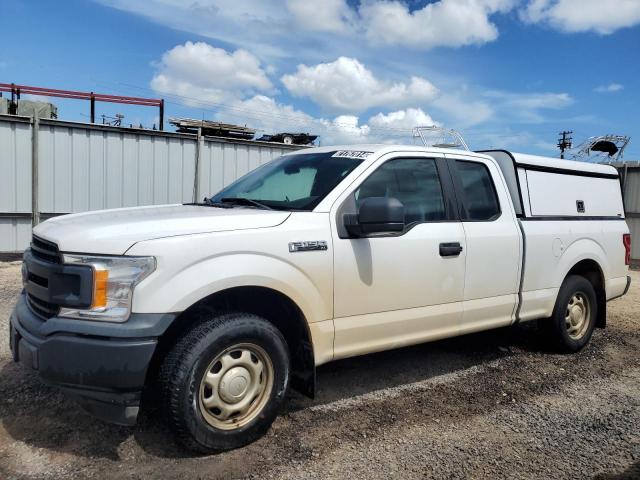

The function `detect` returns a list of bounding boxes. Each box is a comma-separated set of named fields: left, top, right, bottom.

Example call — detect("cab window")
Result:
left=455, top=160, right=500, bottom=221
left=355, top=158, right=446, bottom=226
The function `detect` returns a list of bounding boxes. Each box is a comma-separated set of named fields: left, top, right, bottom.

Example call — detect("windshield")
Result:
left=209, top=151, right=364, bottom=211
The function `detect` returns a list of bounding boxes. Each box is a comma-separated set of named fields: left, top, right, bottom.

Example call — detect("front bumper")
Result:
left=10, top=292, right=177, bottom=425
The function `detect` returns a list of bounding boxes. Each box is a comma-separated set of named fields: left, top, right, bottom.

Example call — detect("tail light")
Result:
left=623, top=233, right=631, bottom=266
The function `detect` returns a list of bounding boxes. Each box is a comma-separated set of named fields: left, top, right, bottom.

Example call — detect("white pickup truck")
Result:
left=10, top=145, right=631, bottom=452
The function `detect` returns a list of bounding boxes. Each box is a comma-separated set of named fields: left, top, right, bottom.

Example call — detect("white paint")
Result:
left=35, top=205, right=290, bottom=255
left=526, top=170, right=623, bottom=217
left=26, top=143, right=630, bottom=367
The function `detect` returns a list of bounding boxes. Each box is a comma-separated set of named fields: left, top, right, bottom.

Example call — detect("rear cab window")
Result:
left=453, top=160, right=501, bottom=221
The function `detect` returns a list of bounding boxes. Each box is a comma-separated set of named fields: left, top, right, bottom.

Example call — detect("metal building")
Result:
left=619, top=164, right=640, bottom=265
left=0, top=114, right=302, bottom=252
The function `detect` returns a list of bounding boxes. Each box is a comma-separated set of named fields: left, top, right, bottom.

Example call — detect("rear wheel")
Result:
left=159, top=313, right=290, bottom=453
left=544, top=275, right=597, bottom=352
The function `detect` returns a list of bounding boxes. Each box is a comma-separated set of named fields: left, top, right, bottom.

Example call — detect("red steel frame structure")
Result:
left=0, top=83, right=164, bottom=130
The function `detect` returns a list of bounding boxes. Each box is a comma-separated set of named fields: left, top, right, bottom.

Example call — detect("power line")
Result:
left=557, top=130, right=573, bottom=159
left=93, top=81, right=412, bottom=134
left=95, top=80, right=517, bottom=139
left=87, top=79, right=609, bottom=148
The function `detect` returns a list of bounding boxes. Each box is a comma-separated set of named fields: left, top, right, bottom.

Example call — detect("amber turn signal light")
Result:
left=92, top=269, right=109, bottom=308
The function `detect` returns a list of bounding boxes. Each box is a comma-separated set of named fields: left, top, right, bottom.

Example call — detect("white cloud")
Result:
left=99, top=0, right=519, bottom=58
left=217, top=95, right=438, bottom=145
left=361, top=0, right=516, bottom=49
left=330, top=108, right=439, bottom=144
left=369, top=108, right=439, bottom=130
left=219, top=95, right=373, bottom=144
left=99, top=0, right=292, bottom=59
left=99, top=0, right=640, bottom=63
left=594, top=83, right=624, bottom=93
left=484, top=90, right=573, bottom=109
left=320, top=108, right=442, bottom=145
left=150, top=42, right=273, bottom=106
left=429, top=88, right=574, bottom=128
left=463, top=129, right=558, bottom=153
left=482, top=90, right=573, bottom=122
left=520, top=0, right=640, bottom=34
left=282, top=57, right=438, bottom=113
left=285, top=0, right=355, bottom=33
left=148, top=42, right=572, bottom=142
left=432, top=93, right=494, bottom=127
left=220, top=95, right=316, bottom=132
left=21, top=94, right=51, bottom=103
left=321, top=115, right=373, bottom=144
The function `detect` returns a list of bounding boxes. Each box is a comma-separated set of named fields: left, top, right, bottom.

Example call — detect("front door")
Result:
left=331, top=154, right=466, bottom=359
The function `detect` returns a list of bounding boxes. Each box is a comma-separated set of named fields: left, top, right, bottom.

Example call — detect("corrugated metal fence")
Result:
left=3, top=113, right=640, bottom=261
left=0, top=115, right=302, bottom=252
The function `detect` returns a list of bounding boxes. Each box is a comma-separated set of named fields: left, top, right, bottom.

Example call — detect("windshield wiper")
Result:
left=219, top=197, right=273, bottom=210
left=185, top=199, right=232, bottom=208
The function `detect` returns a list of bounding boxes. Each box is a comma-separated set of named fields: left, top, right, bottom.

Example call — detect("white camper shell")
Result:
left=482, top=149, right=628, bottom=324
left=481, top=150, right=624, bottom=219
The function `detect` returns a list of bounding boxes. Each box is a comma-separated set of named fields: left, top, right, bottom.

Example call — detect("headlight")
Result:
left=59, top=255, right=155, bottom=322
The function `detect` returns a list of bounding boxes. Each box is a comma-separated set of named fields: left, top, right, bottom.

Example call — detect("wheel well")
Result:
left=566, top=259, right=606, bottom=328
left=146, top=287, right=316, bottom=398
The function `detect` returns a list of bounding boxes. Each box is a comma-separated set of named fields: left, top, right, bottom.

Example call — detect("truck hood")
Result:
left=34, top=204, right=291, bottom=255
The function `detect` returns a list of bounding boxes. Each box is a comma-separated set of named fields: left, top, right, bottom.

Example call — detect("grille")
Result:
left=27, top=294, right=60, bottom=319
left=26, top=235, right=62, bottom=319
left=30, top=235, right=61, bottom=264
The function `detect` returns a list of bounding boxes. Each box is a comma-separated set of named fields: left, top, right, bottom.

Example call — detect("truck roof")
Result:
left=290, top=144, right=489, bottom=158
left=295, top=145, right=619, bottom=177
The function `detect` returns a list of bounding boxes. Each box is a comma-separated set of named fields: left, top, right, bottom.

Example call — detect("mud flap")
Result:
left=291, top=340, right=316, bottom=398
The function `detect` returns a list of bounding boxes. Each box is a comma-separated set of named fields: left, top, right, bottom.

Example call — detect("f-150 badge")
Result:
left=288, top=241, right=328, bottom=253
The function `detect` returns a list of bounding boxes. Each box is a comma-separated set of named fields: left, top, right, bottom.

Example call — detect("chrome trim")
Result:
left=288, top=241, right=328, bottom=253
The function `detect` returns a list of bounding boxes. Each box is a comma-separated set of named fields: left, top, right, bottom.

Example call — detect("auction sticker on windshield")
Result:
left=332, top=150, right=373, bottom=159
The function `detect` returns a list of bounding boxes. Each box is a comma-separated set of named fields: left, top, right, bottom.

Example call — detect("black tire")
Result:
left=158, top=312, right=290, bottom=453
left=544, top=275, right=597, bottom=353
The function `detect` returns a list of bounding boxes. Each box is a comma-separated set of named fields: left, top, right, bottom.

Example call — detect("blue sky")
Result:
left=1, top=0, right=639, bottom=158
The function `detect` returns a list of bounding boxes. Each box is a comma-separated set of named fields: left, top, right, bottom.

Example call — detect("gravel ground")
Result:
left=0, top=261, right=638, bottom=479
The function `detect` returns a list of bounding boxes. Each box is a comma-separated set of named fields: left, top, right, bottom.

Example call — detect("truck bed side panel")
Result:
left=518, top=219, right=628, bottom=321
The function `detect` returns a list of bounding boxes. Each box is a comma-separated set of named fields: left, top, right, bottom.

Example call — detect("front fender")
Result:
left=131, top=252, right=331, bottom=325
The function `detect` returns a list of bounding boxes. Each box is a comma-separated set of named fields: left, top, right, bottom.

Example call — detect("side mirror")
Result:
left=344, top=197, right=405, bottom=237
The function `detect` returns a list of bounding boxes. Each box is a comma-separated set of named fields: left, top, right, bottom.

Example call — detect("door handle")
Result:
left=439, top=242, right=463, bottom=257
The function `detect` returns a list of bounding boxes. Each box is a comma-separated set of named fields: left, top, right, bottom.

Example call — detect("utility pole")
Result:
left=558, top=130, right=573, bottom=159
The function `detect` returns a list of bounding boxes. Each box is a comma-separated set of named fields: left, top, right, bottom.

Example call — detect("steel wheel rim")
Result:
left=565, top=292, right=591, bottom=340
left=198, top=343, right=274, bottom=430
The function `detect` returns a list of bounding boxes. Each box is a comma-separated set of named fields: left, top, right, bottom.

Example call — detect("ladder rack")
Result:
left=413, top=126, right=470, bottom=151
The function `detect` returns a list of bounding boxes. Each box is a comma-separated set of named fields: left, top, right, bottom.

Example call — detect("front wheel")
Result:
left=158, top=313, right=290, bottom=453
left=544, top=275, right=597, bottom=353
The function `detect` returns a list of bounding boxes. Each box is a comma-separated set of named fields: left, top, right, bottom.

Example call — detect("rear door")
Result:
left=445, top=154, right=522, bottom=334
